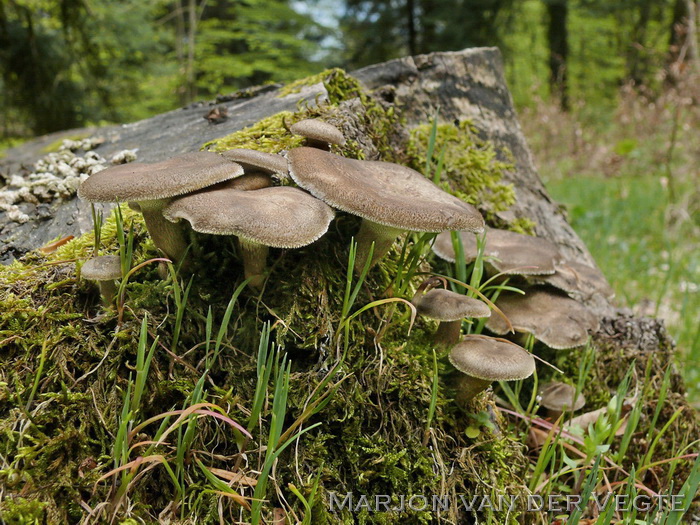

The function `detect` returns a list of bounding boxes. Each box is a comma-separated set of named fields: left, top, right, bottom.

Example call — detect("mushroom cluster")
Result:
left=78, top=118, right=484, bottom=291
left=430, top=226, right=607, bottom=410
left=77, top=118, right=602, bottom=414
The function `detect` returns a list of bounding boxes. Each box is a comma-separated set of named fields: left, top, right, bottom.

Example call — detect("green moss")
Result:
left=407, top=121, right=517, bottom=223
left=205, top=68, right=399, bottom=161
left=0, top=497, right=47, bottom=524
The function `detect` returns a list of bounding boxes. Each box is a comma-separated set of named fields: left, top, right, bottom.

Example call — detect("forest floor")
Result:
left=520, top=78, right=700, bottom=407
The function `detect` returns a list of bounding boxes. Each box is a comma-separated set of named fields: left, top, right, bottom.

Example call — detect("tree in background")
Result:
left=0, top=0, right=326, bottom=136
left=340, top=0, right=513, bottom=69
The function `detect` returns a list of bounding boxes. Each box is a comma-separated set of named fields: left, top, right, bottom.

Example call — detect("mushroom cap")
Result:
left=81, top=255, right=122, bottom=281
left=213, top=173, right=273, bottom=191
left=529, top=260, right=615, bottom=299
left=412, top=288, right=491, bottom=321
left=219, top=149, right=288, bottom=175
left=539, top=381, right=585, bottom=411
left=486, top=288, right=600, bottom=349
left=288, top=148, right=484, bottom=233
left=78, top=152, right=244, bottom=203
left=290, top=119, right=346, bottom=146
left=449, top=334, right=535, bottom=381
left=433, top=228, right=562, bottom=275
left=163, top=186, right=335, bottom=248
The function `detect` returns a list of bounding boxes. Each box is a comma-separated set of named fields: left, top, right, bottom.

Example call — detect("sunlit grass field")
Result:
left=520, top=83, right=699, bottom=406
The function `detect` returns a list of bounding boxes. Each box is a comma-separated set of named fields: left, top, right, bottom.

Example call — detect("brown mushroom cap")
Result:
left=539, top=381, right=585, bottom=412
left=412, top=288, right=491, bottom=321
left=163, top=185, right=335, bottom=248
left=78, top=152, right=243, bottom=202
left=486, top=288, right=600, bottom=349
left=81, top=255, right=122, bottom=281
left=529, top=260, right=615, bottom=299
left=212, top=173, right=273, bottom=191
left=288, top=147, right=484, bottom=233
left=433, top=228, right=562, bottom=275
left=449, top=334, right=535, bottom=381
left=219, top=149, right=288, bottom=175
left=290, top=119, right=346, bottom=147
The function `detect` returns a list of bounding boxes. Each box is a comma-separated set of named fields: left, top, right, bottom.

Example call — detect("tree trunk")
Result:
left=546, top=0, right=569, bottom=110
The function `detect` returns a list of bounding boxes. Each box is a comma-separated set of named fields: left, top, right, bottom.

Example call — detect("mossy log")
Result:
left=0, top=49, right=697, bottom=524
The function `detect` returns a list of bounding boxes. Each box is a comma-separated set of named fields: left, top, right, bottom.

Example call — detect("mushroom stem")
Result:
left=98, top=280, right=118, bottom=305
left=435, top=320, right=462, bottom=347
left=454, top=375, right=492, bottom=406
left=354, top=220, right=403, bottom=272
left=139, top=201, right=190, bottom=267
left=237, top=238, right=269, bottom=289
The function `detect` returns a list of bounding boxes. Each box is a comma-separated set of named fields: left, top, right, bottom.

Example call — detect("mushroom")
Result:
left=78, top=152, right=244, bottom=265
left=528, top=260, right=615, bottom=300
left=81, top=255, right=122, bottom=304
left=287, top=147, right=484, bottom=271
left=449, top=334, right=535, bottom=405
left=289, top=119, right=346, bottom=150
left=485, top=288, right=600, bottom=349
left=163, top=185, right=335, bottom=289
left=219, top=148, right=289, bottom=181
left=411, top=280, right=491, bottom=347
left=433, top=228, right=562, bottom=276
left=539, top=381, right=585, bottom=420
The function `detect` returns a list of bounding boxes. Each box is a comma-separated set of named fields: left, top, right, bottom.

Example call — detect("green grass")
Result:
left=545, top=174, right=699, bottom=405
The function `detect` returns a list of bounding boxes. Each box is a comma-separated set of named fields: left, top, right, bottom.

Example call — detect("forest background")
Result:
left=1, top=0, right=698, bottom=404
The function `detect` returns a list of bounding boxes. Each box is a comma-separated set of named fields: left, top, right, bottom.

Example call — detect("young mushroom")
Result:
left=538, top=381, right=585, bottom=420
left=81, top=255, right=122, bottom=305
left=411, top=279, right=491, bottom=347
left=485, top=287, right=600, bottom=349
left=163, top=185, right=335, bottom=289
left=449, top=334, right=535, bottom=406
left=287, top=147, right=484, bottom=271
left=289, top=119, right=346, bottom=150
left=78, top=152, right=244, bottom=266
left=219, top=148, right=289, bottom=182
left=433, top=227, right=562, bottom=276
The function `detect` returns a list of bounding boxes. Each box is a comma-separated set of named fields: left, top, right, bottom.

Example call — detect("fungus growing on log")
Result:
left=485, top=288, right=600, bottom=349
left=412, top=281, right=491, bottom=347
left=163, top=185, right=335, bottom=289
left=78, top=152, right=244, bottom=265
left=433, top=227, right=562, bottom=276
left=81, top=255, right=122, bottom=304
left=288, top=147, right=484, bottom=271
left=449, top=334, right=535, bottom=405
left=290, top=119, right=346, bottom=150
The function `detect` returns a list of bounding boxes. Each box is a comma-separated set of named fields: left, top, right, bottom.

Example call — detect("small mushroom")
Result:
left=485, top=288, right=600, bottom=349
left=433, top=228, right=562, bottom=276
left=288, top=147, right=484, bottom=271
left=220, top=148, right=289, bottom=181
left=163, top=185, right=335, bottom=289
left=539, top=381, right=585, bottom=420
left=78, top=152, right=244, bottom=265
left=290, top=119, right=346, bottom=150
left=81, top=255, right=122, bottom=304
left=449, top=334, right=535, bottom=405
left=411, top=281, right=491, bottom=347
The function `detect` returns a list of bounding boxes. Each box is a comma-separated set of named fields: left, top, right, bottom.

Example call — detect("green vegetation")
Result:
left=521, top=79, right=700, bottom=406
left=1, top=71, right=698, bottom=523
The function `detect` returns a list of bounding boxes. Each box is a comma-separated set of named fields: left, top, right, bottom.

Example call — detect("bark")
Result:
left=546, top=0, right=569, bottom=110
